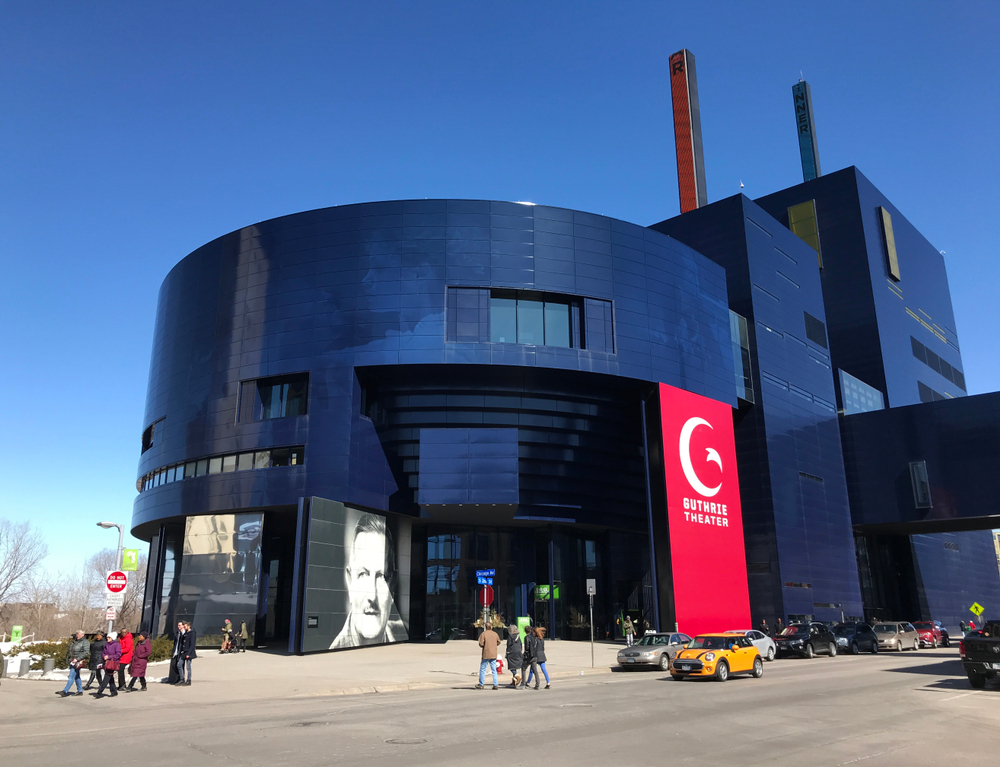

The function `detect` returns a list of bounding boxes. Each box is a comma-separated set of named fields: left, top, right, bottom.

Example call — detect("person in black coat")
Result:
left=178, top=621, right=198, bottom=686
left=83, top=632, right=106, bottom=690
left=518, top=627, right=542, bottom=690
left=505, top=625, right=523, bottom=688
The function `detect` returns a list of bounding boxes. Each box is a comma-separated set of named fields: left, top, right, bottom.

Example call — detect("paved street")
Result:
left=3, top=644, right=998, bottom=766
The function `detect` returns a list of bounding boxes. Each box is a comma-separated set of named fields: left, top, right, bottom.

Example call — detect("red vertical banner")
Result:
left=659, top=383, right=751, bottom=636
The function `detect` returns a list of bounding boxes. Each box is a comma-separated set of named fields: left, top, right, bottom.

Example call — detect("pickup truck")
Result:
left=959, top=620, right=1000, bottom=689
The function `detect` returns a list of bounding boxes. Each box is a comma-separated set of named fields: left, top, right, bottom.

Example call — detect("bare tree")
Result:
left=58, top=564, right=105, bottom=632
left=86, top=548, right=147, bottom=631
left=0, top=519, right=48, bottom=605
left=18, top=575, right=61, bottom=639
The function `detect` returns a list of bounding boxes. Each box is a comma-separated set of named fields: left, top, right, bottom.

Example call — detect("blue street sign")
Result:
left=475, top=569, right=495, bottom=577
left=477, top=576, right=494, bottom=585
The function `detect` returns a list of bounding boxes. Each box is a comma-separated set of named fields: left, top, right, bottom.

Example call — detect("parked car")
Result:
left=669, top=634, right=764, bottom=681
left=832, top=622, right=879, bottom=654
left=774, top=622, right=838, bottom=658
left=959, top=620, right=1000, bottom=688
left=616, top=632, right=692, bottom=671
left=912, top=620, right=950, bottom=648
left=726, top=628, right=776, bottom=661
left=873, top=622, right=919, bottom=651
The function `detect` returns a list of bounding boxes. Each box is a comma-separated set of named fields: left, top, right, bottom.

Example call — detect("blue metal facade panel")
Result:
left=133, top=200, right=734, bottom=538
left=652, top=195, right=863, bottom=623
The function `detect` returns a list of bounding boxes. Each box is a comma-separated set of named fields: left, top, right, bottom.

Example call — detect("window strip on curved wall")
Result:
left=136, top=446, right=305, bottom=493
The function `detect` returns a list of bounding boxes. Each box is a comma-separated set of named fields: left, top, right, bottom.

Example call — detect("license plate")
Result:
left=627, top=658, right=635, bottom=663
left=993, top=663, right=1000, bottom=670
left=677, top=664, right=691, bottom=670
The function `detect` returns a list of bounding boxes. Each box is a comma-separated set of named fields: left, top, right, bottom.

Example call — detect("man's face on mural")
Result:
left=347, top=530, right=391, bottom=640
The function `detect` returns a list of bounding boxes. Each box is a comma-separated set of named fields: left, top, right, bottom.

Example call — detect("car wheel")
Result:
left=751, top=657, right=764, bottom=678
left=715, top=660, right=729, bottom=682
left=871, top=641, right=878, bottom=654
left=851, top=642, right=860, bottom=655
left=805, top=643, right=815, bottom=659
left=766, top=646, right=775, bottom=662
left=943, top=636, right=950, bottom=648
left=829, top=642, right=837, bottom=657
left=658, top=654, right=670, bottom=671
left=969, top=673, right=986, bottom=690
left=931, top=638, right=937, bottom=649
left=913, top=639, right=919, bottom=651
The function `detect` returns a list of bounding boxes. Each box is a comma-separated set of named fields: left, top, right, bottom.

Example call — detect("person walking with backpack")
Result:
left=126, top=632, right=152, bottom=692
left=518, top=626, right=542, bottom=690
left=505, top=624, right=523, bottom=688
left=83, top=631, right=105, bottom=690
left=93, top=632, right=122, bottom=698
left=116, top=629, right=134, bottom=690
left=57, top=631, right=90, bottom=697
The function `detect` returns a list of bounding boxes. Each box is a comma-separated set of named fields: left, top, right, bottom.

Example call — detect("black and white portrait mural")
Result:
left=301, top=498, right=410, bottom=652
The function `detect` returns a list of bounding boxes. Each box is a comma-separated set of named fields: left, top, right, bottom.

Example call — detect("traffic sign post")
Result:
left=586, top=579, right=597, bottom=668
left=477, top=572, right=495, bottom=632
left=105, top=607, right=116, bottom=621
left=105, top=571, right=128, bottom=629
left=970, top=602, right=985, bottom=618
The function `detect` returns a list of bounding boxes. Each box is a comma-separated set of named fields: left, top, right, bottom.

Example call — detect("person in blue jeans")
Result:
left=475, top=622, right=500, bottom=689
left=58, top=631, right=90, bottom=697
left=525, top=627, right=550, bottom=689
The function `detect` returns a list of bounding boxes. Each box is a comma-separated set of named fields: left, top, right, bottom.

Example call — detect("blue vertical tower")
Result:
left=792, top=81, right=821, bottom=182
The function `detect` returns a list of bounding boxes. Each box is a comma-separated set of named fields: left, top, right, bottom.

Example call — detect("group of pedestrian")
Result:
left=57, top=629, right=152, bottom=698
left=477, top=622, right=551, bottom=691
left=219, top=619, right=249, bottom=653
left=172, top=621, right=198, bottom=685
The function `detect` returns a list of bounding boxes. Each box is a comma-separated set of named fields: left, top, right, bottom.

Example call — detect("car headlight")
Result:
left=704, top=653, right=715, bottom=661
left=641, top=651, right=655, bottom=657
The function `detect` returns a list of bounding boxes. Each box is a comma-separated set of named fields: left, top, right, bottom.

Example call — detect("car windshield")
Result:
left=832, top=625, right=855, bottom=636
left=635, top=635, right=668, bottom=646
left=874, top=624, right=897, bottom=633
left=779, top=625, right=807, bottom=635
left=687, top=636, right=735, bottom=650
left=912, top=622, right=933, bottom=630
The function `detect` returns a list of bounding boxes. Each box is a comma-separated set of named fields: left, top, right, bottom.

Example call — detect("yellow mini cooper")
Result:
left=670, top=632, right=764, bottom=682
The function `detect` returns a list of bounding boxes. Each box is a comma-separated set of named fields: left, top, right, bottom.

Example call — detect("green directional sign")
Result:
left=122, top=549, right=140, bottom=572
left=11, top=625, right=23, bottom=642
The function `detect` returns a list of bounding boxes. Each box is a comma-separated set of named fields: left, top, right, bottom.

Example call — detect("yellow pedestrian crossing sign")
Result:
left=970, top=602, right=985, bottom=617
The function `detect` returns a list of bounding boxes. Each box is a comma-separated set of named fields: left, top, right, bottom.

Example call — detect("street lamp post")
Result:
left=97, top=522, right=124, bottom=635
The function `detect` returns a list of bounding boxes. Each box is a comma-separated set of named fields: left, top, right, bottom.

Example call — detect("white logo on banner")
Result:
left=678, top=417, right=722, bottom=497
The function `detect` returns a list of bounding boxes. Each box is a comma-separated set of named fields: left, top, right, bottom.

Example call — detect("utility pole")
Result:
left=97, top=522, right=125, bottom=635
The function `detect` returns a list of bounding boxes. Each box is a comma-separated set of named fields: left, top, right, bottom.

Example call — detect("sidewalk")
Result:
left=5, top=639, right=622, bottom=700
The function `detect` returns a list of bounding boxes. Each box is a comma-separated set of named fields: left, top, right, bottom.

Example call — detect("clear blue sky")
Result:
left=2, top=1, right=998, bottom=575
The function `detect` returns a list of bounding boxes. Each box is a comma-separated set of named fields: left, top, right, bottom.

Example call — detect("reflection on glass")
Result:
left=208, top=457, right=223, bottom=474
left=254, top=450, right=271, bottom=468
left=517, top=299, right=544, bottom=345
left=237, top=452, right=253, bottom=471
left=490, top=297, right=516, bottom=343
left=544, top=301, right=570, bottom=347
left=197, top=459, right=209, bottom=476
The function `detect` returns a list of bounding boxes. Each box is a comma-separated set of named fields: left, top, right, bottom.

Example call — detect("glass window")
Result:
left=185, top=462, right=196, bottom=478
left=490, top=297, right=517, bottom=343
left=237, top=452, right=254, bottom=471
left=543, top=301, right=570, bottom=347
left=254, top=450, right=271, bottom=469
left=175, top=464, right=185, bottom=481
left=255, top=373, right=309, bottom=420
left=517, top=298, right=544, bottom=345
left=909, top=461, right=932, bottom=508
left=290, top=447, right=304, bottom=466
left=271, top=448, right=290, bottom=467
left=222, top=455, right=237, bottom=473
left=208, top=457, right=223, bottom=474
left=196, top=458, right=209, bottom=476
left=166, top=466, right=176, bottom=483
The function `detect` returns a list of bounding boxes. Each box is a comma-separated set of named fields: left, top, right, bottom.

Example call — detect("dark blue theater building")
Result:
left=134, top=165, right=1000, bottom=650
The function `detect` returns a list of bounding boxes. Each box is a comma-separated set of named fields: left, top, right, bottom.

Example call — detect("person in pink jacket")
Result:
left=126, top=633, right=152, bottom=692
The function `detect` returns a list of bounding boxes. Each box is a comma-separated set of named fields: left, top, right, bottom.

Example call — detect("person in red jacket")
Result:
left=116, top=630, right=134, bottom=691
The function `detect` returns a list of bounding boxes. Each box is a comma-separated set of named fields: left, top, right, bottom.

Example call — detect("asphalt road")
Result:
left=4, top=647, right=998, bottom=766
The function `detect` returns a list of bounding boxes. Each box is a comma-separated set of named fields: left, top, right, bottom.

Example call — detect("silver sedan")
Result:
left=616, top=632, right=692, bottom=671
left=727, top=629, right=777, bottom=661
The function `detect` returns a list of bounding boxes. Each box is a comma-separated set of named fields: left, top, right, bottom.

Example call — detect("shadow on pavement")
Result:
left=882, top=659, right=965, bottom=676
